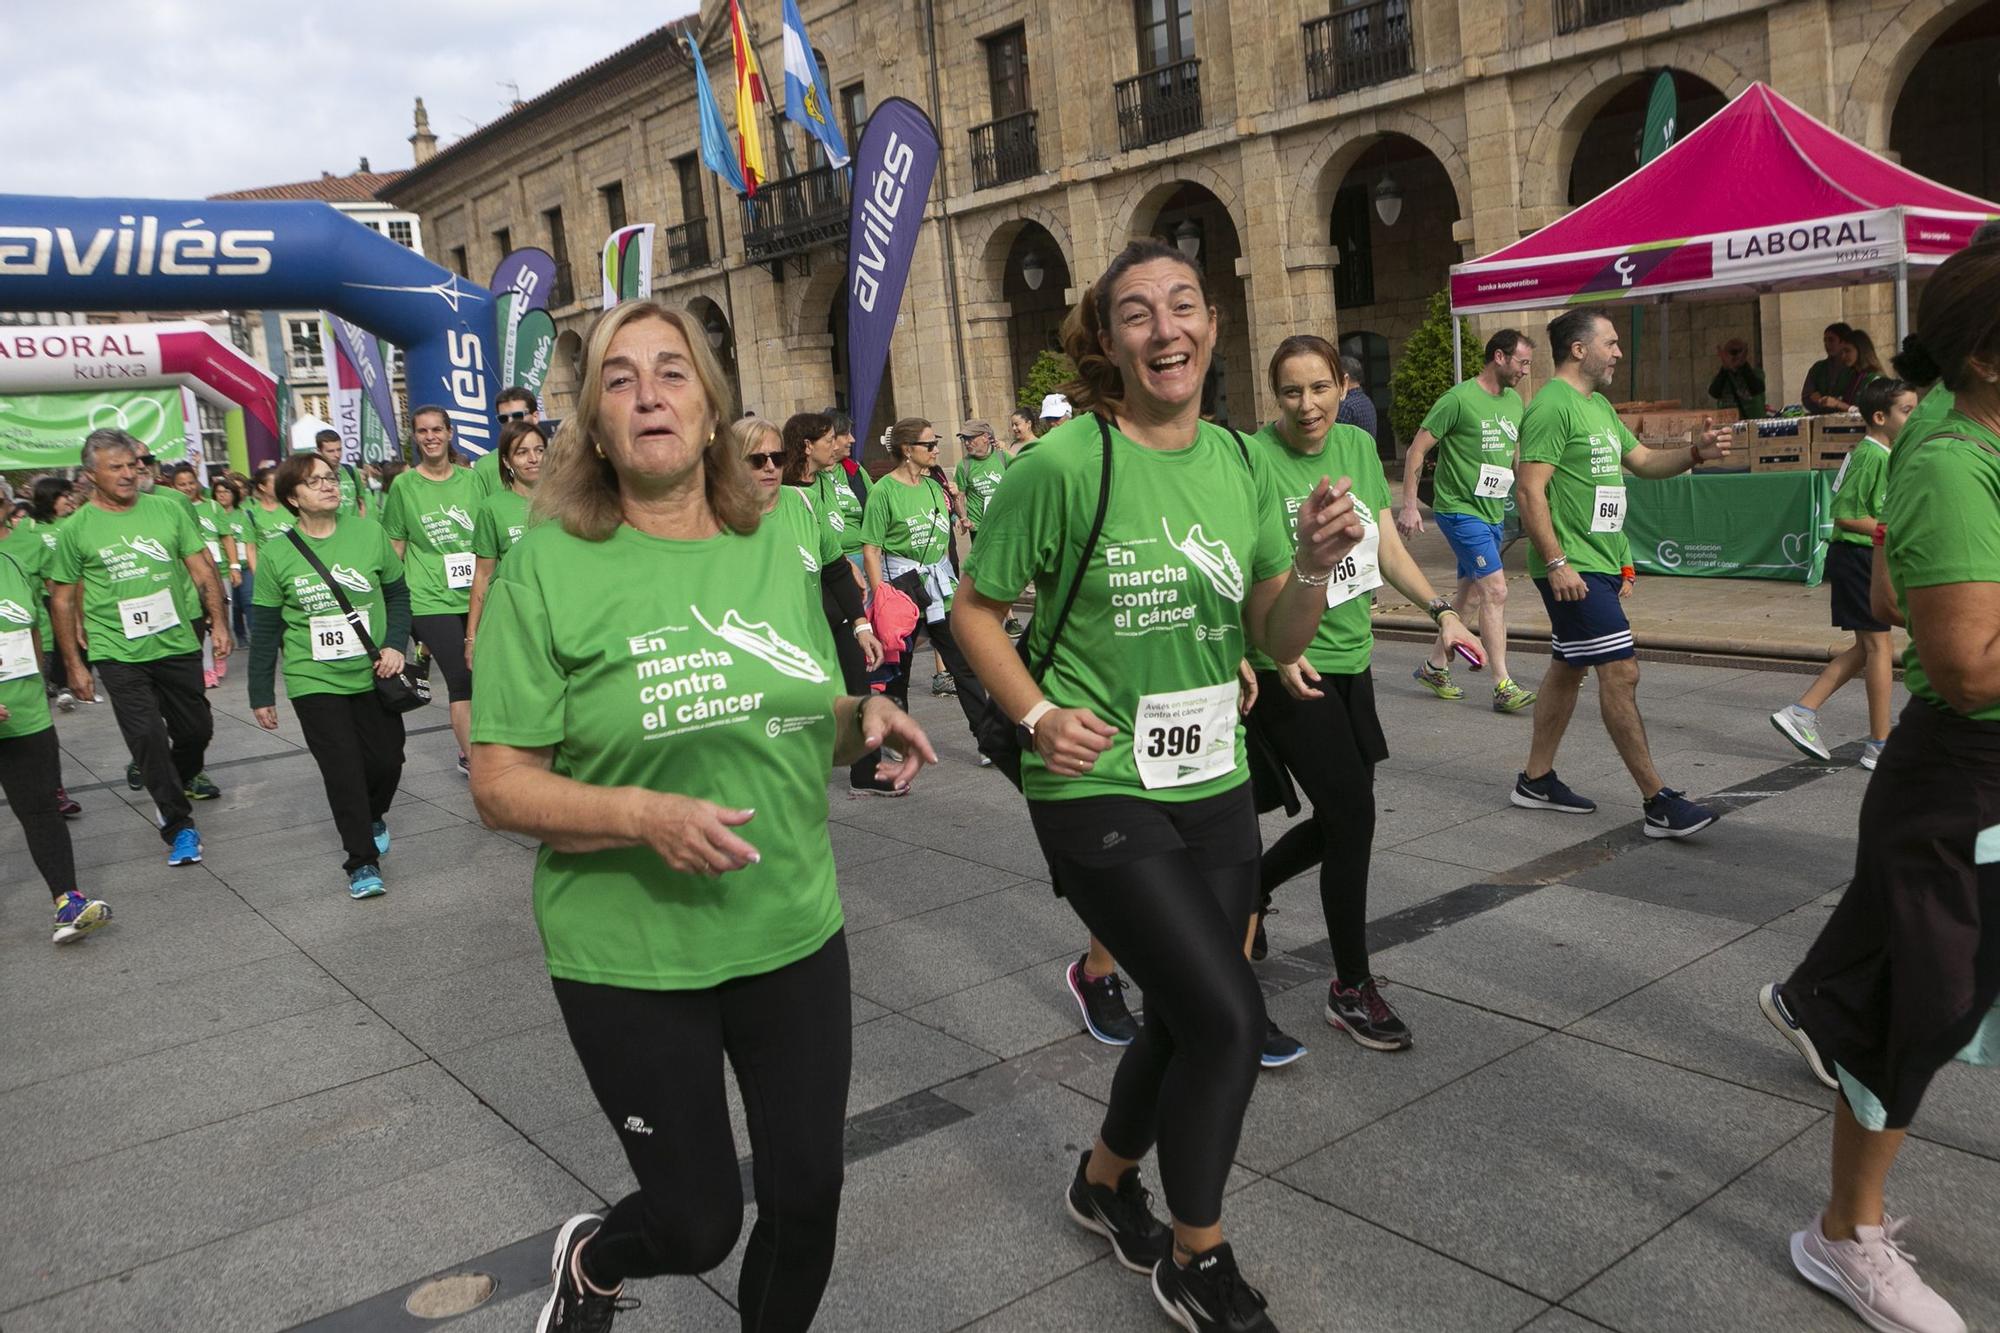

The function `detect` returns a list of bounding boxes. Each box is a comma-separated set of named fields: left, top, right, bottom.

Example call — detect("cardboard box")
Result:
left=1813, top=416, right=1868, bottom=471
left=1744, top=417, right=1812, bottom=472
left=1640, top=408, right=1740, bottom=441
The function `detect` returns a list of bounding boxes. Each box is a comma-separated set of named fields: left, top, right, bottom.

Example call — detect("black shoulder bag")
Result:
left=975, top=414, right=1114, bottom=790
left=284, top=528, right=432, bottom=715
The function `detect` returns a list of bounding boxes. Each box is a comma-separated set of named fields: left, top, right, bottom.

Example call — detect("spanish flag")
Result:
left=729, top=0, right=771, bottom=195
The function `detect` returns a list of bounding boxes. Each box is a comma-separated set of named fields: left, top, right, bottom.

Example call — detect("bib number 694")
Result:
left=1143, top=723, right=1203, bottom=759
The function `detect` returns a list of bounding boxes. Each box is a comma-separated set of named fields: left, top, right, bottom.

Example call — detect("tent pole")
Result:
left=1659, top=301, right=1670, bottom=403
left=1452, top=315, right=1462, bottom=381
left=1894, top=262, right=1911, bottom=347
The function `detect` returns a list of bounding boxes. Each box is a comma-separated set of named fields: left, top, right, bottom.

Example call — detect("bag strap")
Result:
left=284, top=527, right=383, bottom=663
left=1028, top=415, right=1115, bottom=680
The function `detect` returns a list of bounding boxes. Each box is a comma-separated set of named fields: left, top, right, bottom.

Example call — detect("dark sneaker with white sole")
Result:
left=1067, top=955, right=1140, bottom=1045
left=1064, top=1151, right=1171, bottom=1274
left=1643, top=787, right=1716, bottom=839
left=1326, top=977, right=1413, bottom=1051
left=537, top=1213, right=638, bottom=1333
left=1152, top=1243, right=1277, bottom=1332
left=1259, top=1020, right=1306, bottom=1069
left=1511, top=769, right=1596, bottom=813
left=1759, top=982, right=1839, bottom=1090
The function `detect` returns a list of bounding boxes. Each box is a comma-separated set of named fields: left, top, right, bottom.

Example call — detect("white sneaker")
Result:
left=1791, top=1213, right=1967, bottom=1333
left=1772, top=704, right=1832, bottom=761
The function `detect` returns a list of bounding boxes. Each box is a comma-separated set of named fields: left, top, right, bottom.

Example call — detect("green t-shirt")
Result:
left=1419, top=378, right=1524, bottom=523
left=51, top=494, right=204, bottom=663
left=219, top=506, right=251, bottom=561
left=470, top=517, right=844, bottom=990
left=472, top=488, right=530, bottom=562
left=333, top=463, right=365, bottom=518
left=381, top=466, right=481, bottom=616
left=0, top=521, right=53, bottom=643
left=860, top=472, right=955, bottom=567
left=1246, top=423, right=1393, bottom=675
left=243, top=500, right=295, bottom=551
left=1894, top=384, right=1955, bottom=458
left=190, top=497, right=232, bottom=566
left=252, top=517, right=405, bottom=700
left=807, top=466, right=868, bottom=557
left=965, top=416, right=1292, bottom=803
left=1884, top=413, right=2000, bottom=722
left=472, top=448, right=505, bottom=499
left=1518, top=379, right=1638, bottom=578
left=954, top=449, right=1011, bottom=530
left=1829, top=438, right=1891, bottom=547
left=0, top=551, right=52, bottom=740
left=767, top=486, right=843, bottom=589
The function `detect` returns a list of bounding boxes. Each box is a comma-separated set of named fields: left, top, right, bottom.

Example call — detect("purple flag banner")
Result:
left=490, top=247, right=557, bottom=387
left=844, top=97, right=939, bottom=457
left=327, top=314, right=401, bottom=460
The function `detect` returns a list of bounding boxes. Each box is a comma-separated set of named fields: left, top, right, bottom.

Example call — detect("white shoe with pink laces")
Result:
left=1791, top=1212, right=1967, bottom=1333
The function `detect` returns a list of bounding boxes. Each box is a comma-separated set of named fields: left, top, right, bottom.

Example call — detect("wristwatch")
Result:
left=1425, top=596, right=1455, bottom=625
left=1019, top=700, right=1056, bottom=735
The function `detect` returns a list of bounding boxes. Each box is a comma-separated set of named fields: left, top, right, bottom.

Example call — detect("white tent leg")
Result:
left=1894, top=262, right=1910, bottom=347
left=1659, top=302, right=1670, bottom=402
left=1452, top=316, right=1462, bottom=381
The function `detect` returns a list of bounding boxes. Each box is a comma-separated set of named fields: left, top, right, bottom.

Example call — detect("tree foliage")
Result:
left=1016, top=348, right=1077, bottom=410
left=1390, top=290, right=1477, bottom=461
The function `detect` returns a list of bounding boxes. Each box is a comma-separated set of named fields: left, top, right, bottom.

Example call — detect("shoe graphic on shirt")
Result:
left=441, top=505, right=475, bottom=531
left=691, top=605, right=829, bottom=683
left=125, top=536, right=172, bottom=564
left=1162, top=519, right=1245, bottom=603
left=0, top=598, right=33, bottom=625
left=330, top=564, right=374, bottom=595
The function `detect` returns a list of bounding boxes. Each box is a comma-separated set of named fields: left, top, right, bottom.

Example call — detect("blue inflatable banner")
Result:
left=843, top=99, right=938, bottom=456
left=0, top=195, right=499, bottom=458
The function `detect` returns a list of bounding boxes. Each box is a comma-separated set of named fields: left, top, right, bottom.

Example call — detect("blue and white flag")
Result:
left=685, top=33, right=747, bottom=192
left=781, top=0, right=849, bottom=168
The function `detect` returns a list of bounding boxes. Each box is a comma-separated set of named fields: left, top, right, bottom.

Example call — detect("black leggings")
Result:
left=885, top=613, right=987, bottom=741
left=292, top=691, right=405, bottom=872
left=1034, top=788, right=1264, bottom=1229
left=0, top=725, right=74, bottom=898
left=823, top=585, right=882, bottom=785
left=410, top=613, right=472, bottom=703
left=553, top=933, right=851, bottom=1332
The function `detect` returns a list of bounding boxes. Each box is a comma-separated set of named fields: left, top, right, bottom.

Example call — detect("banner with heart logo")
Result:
left=0, top=386, right=193, bottom=470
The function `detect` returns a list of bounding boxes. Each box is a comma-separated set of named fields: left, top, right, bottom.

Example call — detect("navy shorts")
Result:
left=1534, top=571, right=1634, bottom=666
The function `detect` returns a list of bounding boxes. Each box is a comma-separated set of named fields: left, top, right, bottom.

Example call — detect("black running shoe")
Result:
left=1151, top=1243, right=1277, bottom=1332
left=1510, top=769, right=1596, bottom=814
left=1259, top=1020, right=1306, bottom=1069
left=1326, top=977, right=1413, bottom=1052
left=1643, top=787, right=1717, bottom=839
left=183, top=771, right=221, bottom=801
left=1064, top=1150, right=1171, bottom=1274
left=125, top=762, right=143, bottom=791
left=1067, top=955, right=1139, bottom=1046
left=537, top=1213, right=638, bottom=1333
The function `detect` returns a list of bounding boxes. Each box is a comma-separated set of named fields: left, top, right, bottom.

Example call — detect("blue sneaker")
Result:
left=372, top=820, right=391, bottom=857
left=1643, top=787, right=1717, bottom=839
left=1510, top=769, right=1596, bottom=814
left=348, top=864, right=386, bottom=899
left=1260, top=1021, right=1306, bottom=1069
left=52, top=891, right=112, bottom=945
left=167, top=828, right=203, bottom=866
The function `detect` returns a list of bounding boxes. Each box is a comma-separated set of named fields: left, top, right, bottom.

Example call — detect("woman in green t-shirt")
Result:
left=785, top=409, right=870, bottom=569
left=954, top=239, right=1364, bottom=1322
left=248, top=453, right=411, bottom=901
left=381, top=406, right=482, bottom=769
left=1760, top=241, right=2000, bottom=1333
left=464, top=420, right=545, bottom=673
left=468, top=300, right=937, bottom=1333
left=212, top=476, right=255, bottom=647
left=1246, top=336, right=1481, bottom=1059
left=168, top=463, right=236, bottom=687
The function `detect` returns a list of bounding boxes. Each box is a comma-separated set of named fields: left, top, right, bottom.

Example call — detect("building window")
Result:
left=494, top=225, right=512, bottom=259
left=840, top=82, right=868, bottom=152
left=601, top=181, right=627, bottom=232
left=985, top=26, right=1031, bottom=119
left=674, top=154, right=704, bottom=223
left=287, top=319, right=324, bottom=374
left=544, top=206, right=573, bottom=305
left=387, top=218, right=415, bottom=248
left=449, top=245, right=469, bottom=278
left=1135, top=0, right=1195, bottom=70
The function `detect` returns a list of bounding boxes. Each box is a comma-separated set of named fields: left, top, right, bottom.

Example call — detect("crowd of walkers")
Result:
left=5, top=232, right=1994, bottom=1333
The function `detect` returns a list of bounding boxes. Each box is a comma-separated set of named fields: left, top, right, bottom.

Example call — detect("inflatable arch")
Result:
left=0, top=195, right=497, bottom=461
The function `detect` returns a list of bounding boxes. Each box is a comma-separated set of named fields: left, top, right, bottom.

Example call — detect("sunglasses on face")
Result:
left=497, top=410, right=530, bottom=423
left=913, top=440, right=939, bottom=449
left=746, top=451, right=784, bottom=469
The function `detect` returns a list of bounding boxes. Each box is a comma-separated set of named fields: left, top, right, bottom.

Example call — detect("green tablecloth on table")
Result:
left=1624, top=470, right=1832, bottom=585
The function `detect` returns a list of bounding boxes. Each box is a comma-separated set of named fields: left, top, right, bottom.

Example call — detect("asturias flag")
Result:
left=729, top=0, right=771, bottom=195
left=781, top=0, right=847, bottom=168
left=684, top=33, right=747, bottom=194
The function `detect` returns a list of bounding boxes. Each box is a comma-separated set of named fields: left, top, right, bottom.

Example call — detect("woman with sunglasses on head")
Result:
left=463, top=420, right=546, bottom=673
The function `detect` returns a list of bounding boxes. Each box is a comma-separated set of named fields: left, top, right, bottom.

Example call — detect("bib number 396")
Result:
left=1132, top=682, right=1238, bottom=790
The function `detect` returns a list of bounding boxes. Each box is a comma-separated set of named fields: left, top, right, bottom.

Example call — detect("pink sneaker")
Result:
left=203, top=670, right=219, bottom=690
left=1791, top=1212, right=1966, bottom=1333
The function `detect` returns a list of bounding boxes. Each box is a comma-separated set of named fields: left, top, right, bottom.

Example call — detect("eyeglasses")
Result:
left=956, top=434, right=977, bottom=442
left=135, top=456, right=156, bottom=467
left=302, top=474, right=340, bottom=488
left=497, top=410, right=530, bottom=423
left=745, top=451, right=784, bottom=469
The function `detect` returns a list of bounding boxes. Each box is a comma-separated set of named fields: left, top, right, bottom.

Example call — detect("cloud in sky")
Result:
left=6, top=0, right=701, bottom=199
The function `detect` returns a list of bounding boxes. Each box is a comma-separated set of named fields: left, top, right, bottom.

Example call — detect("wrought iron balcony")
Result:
left=1304, top=0, right=1415, bottom=101
left=1554, top=0, right=1682, bottom=35
left=665, top=218, right=712, bottom=272
left=969, top=110, right=1041, bottom=192
left=741, top=166, right=851, bottom=264
left=1114, top=58, right=1202, bottom=153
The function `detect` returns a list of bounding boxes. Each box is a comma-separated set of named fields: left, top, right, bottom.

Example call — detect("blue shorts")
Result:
left=1436, top=512, right=1506, bottom=581
left=1534, top=572, right=1634, bottom=666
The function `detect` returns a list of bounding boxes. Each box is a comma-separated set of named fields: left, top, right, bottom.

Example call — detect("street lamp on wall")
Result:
left=1020, top=251, right=1045, bottom=291
left=1373, top=175, right=1404, bottom=227
left=1173, top=218, right=1202, bottom=261
left=703, top=307, right=728, bottom=352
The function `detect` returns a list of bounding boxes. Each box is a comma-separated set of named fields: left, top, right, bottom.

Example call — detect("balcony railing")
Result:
left=665, top=218, right=712, bottom=272
left=1554, top=0, right=1681, bottom=34
left=550, top=261, right=574, bottom=308
left=969, top=110, right=1041, bottom=191
left=1114, top=58, right=1202, bottom=152
left=1304, top=1, right=1415, bottom=101
left=742, top=166, right=851, bottom=264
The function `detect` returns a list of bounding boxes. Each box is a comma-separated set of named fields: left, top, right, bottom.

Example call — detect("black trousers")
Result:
left=292, top=691, right=406, bottom=872
left=97, top=653, right=210, bottom=841
left=0, top=725, right=75, bottom=897
left=885, top=613, right=988, bottom=742
left=553, top=933, right=852, bottom=1332
left=823, top=585, right=881, bottom=786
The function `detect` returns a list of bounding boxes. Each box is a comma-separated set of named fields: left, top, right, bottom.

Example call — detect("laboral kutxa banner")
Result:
left=843, top=97, right=939, bottom=456
left=0, top=386, right=196, bottom=470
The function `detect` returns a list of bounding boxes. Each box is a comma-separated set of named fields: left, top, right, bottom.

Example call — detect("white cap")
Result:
left=1038, top=393, right=1072, bottom=421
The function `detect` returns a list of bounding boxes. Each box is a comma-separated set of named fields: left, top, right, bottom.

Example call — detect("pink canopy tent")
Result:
left=1448, top=81, right=1998, bottom=373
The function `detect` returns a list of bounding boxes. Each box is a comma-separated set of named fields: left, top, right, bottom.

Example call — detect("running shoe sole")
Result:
left=1151, top=1263, right=1204, bottom=1333
left=167, top=846, right=202, bottom=867
left=1770, top=710, right=1832, bottom=761
left=1325, top=1004, right=1414, bottom=1052
left=1860, top=750, right=1881, bottom=772
left=1260, top=1044, right=1307, bottom=1069
left=1067, top=965, right=1136, bottom=1047
left=847, top=785, right=909, bottom=798
left=53, top=900, right=111, bottom=944
left=349, top=880, right=386, bottom=900
left=537, top=1214, right=601, bottom=1333
left=1493, top=692, right=1537, bottom=714
left=1760, top=984, right=1840, bottom=1090
left=1509, top=788, right=1594, bottom=813
left=1643, top=811, right=1716, bottom=839
left=1788, top=1229, right=1926, bottom=1333
left=1063, top=1188, right=1157, bottom=1275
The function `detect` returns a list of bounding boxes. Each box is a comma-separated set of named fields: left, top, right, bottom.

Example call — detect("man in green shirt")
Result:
left=314, top=430, right=368, bottom=518
left=1396, top=328, right=1536, bottom=711
left=1511, top=309, right=1729, bottom=837
left=951, top=419, right=1009, bottom=537
left=50, top=429, right=230, bottom=866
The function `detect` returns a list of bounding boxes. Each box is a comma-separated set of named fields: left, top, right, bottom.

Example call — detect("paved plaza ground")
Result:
left=3, top=587, right=1996, bottom=1332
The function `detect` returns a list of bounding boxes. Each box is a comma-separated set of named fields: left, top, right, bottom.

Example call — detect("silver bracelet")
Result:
left=1291, top=556, right=1334, bottom=587
left=1545, top=555, right=1570, bottom=572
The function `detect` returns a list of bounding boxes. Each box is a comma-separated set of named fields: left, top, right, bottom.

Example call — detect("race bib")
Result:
left=118, top=587, right=182, bottom=640
left=1132, top=681, right=1238, bottom=790
left=1325, top=520, right=1383, bottom=610
left=1474, top=463, right=1515, bottom=499
left=308, top=610, right=370, bottom=662
left=1590, top=485, right=1627, bottom=534
left=0, top=628, right=36, bottom=681
left=443, top=551, right=476, bottom=590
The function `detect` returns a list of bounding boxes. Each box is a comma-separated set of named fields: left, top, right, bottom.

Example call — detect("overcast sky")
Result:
left=6, top=0, right=701, bottom=199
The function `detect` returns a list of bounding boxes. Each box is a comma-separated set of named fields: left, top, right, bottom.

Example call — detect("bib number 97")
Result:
left=1143, top=723, right=1203, bottom=759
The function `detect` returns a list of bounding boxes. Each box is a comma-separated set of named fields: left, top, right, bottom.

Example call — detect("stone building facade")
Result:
left=382, top=0, right=1997, bottom=460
